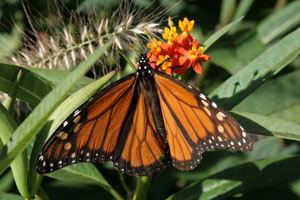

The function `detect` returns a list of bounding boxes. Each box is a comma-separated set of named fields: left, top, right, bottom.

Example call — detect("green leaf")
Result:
left=234, top=35, right=265, bottom=64
left=232, top=111, right=300, bottom=141
left=270, top=104, right=300, bottom=124
left=167, top=155, right=300, bottom=200
left=228, top=0, right=254, bottom=34
left=0, top=192, right=23, bottom=200
left=0, top=63, right=53, bottom=106
left=257, top=1, right=300, bottom=44
left=27, top=67, right=94, bottom=95
left=208, top=47, right=246, bottom=74
left=210, top=27, right=300, bottom=110
left=0, top=40, right=113, bottom=175
left=247, top=137, right=299, bottom=161
left=0, top=104, right=29, bottom=198
left=0, top=22, right=23, bottom=60
left=0, top=170, right=14, bottom=192
left=2, top=67, right=22, bottom=113
left=203, top=16, right=243, bottom=52
left=290, top=179, right=300, bottom=197
left=233, top=70, right=300, bottom=121
left=209, top=35, right=264, bottom=74
left=46, top=163, right=109, bottom=187
left=0, top=64, right=95, bottom=107
left=119, top=51, right=136, bottom=73
left=0, top=103, right=18, bottom=143
left=46, top=163, right=123, bottom=200
left=219, top=0, right=236, bottom=26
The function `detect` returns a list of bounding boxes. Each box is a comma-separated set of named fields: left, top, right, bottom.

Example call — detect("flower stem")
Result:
left=106, top=186, right=124, bottom=200
left=119, top=173, right=132, bottom=197
left=35, top=187, right=49, bottom=200
left=133, top=176, right=152, bottom=200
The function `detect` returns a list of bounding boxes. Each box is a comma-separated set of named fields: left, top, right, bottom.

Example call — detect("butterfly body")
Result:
left=36, top=54, right=253, bottom=176
left=136, top=56, right=166, bottom=139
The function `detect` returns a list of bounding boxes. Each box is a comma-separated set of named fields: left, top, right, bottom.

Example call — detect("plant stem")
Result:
left=35, top=187, right=49, bottom=200
left=133, top=176, right=152, bottom=200
left=102, top=184, right=124, bottom=200
left=195, top=61, right=211, bottom=88
left=119, top=173, right=132, bottom=197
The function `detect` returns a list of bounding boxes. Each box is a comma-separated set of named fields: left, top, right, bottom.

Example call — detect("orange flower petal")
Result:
left=173, top=66, right=185, bottom=75
left=201, top=54, right=210, bottom=61
left=193, top=61, right=202, bottom=74
left=161, top=43, right=172, bottom=53
left=192, top=39, right=200, bottom=47
left=165, top=68, right=173, bottom=75
left=176, top=47, right=189, bottom=56
left=178, top=57, right=191, bottom=68
left=176, top=34, right=192, bottom=48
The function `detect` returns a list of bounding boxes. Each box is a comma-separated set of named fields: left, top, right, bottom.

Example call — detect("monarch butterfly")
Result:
left=36, top=54, right=253, bottom=176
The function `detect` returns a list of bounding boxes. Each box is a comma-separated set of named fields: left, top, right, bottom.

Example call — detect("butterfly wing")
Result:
left=36, top=75, right=137, bottom=173
left=154, top=72, right=253, bottom=171
left=113, top=87, right=167, bottom=176
left=36, top=74, right=167, bottom=176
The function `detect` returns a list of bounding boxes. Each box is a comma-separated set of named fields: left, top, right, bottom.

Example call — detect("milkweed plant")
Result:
left=1, top=0, right=300, bottom=200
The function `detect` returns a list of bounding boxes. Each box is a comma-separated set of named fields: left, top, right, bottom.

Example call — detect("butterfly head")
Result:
left=136, top=54, right=153, bottom=77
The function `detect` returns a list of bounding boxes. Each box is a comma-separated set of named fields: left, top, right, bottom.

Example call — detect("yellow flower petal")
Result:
left=147, top=38, right=163, bottom=53
left=189, top=44, right=205, bottom=60
left=162, top=26, right=178, bottom=44
left=179, top=17, right=194, bottom=35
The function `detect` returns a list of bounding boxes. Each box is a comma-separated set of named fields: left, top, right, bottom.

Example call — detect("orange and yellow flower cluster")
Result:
left=147, top=18, right=210, bottom=75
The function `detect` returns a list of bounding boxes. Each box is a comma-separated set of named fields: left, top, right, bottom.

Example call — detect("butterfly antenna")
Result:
left=155, top=56, right=170, bottom=70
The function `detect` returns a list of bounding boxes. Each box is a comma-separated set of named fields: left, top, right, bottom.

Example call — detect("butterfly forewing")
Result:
left=154, top=71, right=253, bottom=170
left=36, top=75, right=137, bottom=174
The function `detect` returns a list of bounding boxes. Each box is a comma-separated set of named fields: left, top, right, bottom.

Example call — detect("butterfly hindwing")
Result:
left=36, top=75, right=137, bottom=173
left=154, top=71, right=253, bottom=170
